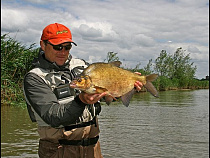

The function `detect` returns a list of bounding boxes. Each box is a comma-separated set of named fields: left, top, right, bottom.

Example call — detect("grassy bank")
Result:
left=1, top=34, right=209, bottom=106
left=149, top=76, right=208, bottom=91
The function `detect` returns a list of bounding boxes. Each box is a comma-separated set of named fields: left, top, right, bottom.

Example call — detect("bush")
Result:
left=1, top=34, right=39, bottom=104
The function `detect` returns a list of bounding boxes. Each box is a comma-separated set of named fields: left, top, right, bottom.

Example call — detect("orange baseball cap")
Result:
left=41, top=23, right=77, bottom=46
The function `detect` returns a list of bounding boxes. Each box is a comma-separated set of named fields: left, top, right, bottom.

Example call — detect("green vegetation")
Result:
left=1, top=34, right=39, bottom=105
left=1, top=34, right=209, bottom=106
left=104, top=51, right=120, bottom=63
left=106, top=50, right=209, bottom=91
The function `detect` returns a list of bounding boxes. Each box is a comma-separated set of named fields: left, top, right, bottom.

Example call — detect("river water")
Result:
left=1, top=89, right=209, bottom=158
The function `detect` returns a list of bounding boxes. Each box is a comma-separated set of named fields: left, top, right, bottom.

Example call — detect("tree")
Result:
left=154, top=50, right=173, bottom=77
left=105, top=52, right=119, bottom=63
left=144, top=59, right=153, bottom=75
left=172, top=47, right=196, bottom=79
left=154, top=48, right=196, bottom=80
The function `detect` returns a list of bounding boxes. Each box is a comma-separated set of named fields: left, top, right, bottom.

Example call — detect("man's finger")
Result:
left=134, top=81, right=142, bottom=91
left=97, top=92, right=107, bottom=99
left=134, top=72, right=141, bottom=75
left=89, top=92, right=107, bottom=102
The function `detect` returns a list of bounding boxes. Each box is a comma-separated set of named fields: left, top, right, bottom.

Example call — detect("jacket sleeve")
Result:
left=24, top=72, right=86, bottom=128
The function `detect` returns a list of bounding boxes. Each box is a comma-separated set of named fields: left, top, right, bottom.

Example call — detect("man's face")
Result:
left=40, top=41, right=72, bottom=66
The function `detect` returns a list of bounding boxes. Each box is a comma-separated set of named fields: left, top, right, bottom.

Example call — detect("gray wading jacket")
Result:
left=23, top=50, right=94, bottom=128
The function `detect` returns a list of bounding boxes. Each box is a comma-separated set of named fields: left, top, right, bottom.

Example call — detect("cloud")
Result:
left=133, top=34, right=156, bottom=47
left=1, top=0, right=209, bottom=78
left=24, top=0, right=59, bottom=4
left=1, top=8, right=29, bottom=32
left=74, top=22, right=118, bottom=42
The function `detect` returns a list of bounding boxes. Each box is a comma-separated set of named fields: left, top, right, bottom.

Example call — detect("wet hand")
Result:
left=134, top=72, right=143, bottom=92
left=79, top=92, right=107, bottom=104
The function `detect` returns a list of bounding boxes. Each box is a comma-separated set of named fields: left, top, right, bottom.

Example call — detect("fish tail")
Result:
left=144, top=74, right=159, bottom=97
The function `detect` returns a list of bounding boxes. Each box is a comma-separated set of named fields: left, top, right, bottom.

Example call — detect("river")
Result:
left=1, top=89, right=209, bottom=158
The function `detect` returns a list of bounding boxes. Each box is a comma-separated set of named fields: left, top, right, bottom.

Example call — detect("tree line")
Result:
left=1, top=34, right=209, bottom=105
left=105, top=50, right=209, bottom=91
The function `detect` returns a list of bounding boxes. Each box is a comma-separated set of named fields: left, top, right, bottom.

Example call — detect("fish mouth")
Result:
left=69, top=82, right=77, bottom=88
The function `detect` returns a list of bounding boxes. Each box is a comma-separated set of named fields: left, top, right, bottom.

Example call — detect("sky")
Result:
left=1, top=0, right=209, bottom=79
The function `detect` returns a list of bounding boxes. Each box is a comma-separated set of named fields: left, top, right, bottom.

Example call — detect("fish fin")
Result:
left=144, top=81, right=159, bottom=97
left=105, top=95, right=114, bottom=105
left=121, top=88, right=135, bottom=107
left=94, top=86, right=108, bottom=93
left=146, top=74, right=158, bottom=82
left=109, top=61, right=122, bottom=67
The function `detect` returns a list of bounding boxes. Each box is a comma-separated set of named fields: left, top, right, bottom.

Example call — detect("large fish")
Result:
left=70, top=61, right=158, bottom=106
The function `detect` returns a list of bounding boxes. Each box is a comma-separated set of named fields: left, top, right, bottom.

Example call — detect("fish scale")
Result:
left=70, top=61, right=159, bottom=106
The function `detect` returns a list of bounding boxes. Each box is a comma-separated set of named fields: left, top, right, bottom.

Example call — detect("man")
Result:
left=23, top=23, right=143, bottom=158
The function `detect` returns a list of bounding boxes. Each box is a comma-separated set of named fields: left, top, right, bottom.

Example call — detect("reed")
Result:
left=1, top=34, right=39, bottom=105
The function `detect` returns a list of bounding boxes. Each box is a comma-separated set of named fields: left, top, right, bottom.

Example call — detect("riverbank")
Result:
left=1, top=86, right=209, bottom=107
left=1, top=34, right=209, bottom=106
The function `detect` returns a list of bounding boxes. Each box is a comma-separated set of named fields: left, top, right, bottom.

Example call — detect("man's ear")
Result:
left=40, top=40, right=46, bottom=51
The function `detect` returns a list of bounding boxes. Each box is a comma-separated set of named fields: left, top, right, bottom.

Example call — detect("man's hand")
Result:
left=79, top=92, right=107, bottom=104
left=134, top=72, right=143, bottom=92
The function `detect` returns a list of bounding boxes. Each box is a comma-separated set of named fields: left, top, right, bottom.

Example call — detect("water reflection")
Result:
left=1, top=106, right=39, bottom=158
left=1, top=89, right=209, bottom=158
left=99, top=89, right=209, bottom=158
left=132, top=90, right=198, bottom=107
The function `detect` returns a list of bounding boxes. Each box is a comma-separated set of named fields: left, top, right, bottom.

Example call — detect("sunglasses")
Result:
left=46, top=41, right=72, bottom=51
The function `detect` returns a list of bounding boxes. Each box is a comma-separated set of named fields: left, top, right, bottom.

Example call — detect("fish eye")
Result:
left=77, top=78, right=82, bottom=82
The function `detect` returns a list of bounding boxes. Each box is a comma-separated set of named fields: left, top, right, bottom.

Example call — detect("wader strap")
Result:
left=58, top=136, right=99, bottom=146
left=64, top=117, right=97, bottom=131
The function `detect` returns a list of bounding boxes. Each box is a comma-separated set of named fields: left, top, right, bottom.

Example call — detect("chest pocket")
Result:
left=53, top=71, right=76, bottom=100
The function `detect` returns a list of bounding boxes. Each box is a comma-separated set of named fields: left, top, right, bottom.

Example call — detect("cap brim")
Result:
left=49, top=38, right=77, bottom=46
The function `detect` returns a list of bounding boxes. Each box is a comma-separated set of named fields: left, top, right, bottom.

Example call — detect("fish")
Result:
left=70, top=61, right=158, bottom=106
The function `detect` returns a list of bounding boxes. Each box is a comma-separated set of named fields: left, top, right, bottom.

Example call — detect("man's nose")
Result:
left=59, top=48, right=68, bottom=54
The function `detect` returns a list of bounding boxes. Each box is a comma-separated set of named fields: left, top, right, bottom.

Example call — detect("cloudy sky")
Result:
left=1, top=0, right=209, bottom=79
